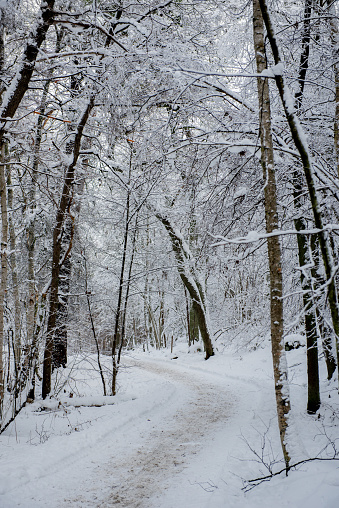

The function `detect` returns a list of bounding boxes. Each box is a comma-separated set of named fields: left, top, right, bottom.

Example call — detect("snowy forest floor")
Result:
left=1, top=341, right=339, bottom=508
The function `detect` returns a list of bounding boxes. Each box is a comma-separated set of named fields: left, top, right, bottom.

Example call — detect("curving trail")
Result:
left=96, top=359, right=234, bottom=507
left=1, top=353, right=265, bottom=508
left=3, top=349, right=336, bottom=508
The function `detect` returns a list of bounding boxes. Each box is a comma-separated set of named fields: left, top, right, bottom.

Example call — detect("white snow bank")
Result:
left=0, top=345, right=338, bottom=508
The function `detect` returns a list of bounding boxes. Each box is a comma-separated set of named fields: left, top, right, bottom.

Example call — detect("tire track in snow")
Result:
left=94, top=359, right=234, bottom=508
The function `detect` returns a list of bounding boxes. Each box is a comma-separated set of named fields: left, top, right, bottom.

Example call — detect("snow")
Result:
left=272, top=63, right=284, bottom=76
left=260, top=68, right=275, bottom=78
left=0, top=343, right=338, bottom=508
left=245, top=230, right=261, bottom=242
left=259, top=62, right=284, bottom=78
left=227, top=139, right=258, bottom=156
left=115, top=18, right=150, bottom=37
left=234, top=187, right=248, bottom=199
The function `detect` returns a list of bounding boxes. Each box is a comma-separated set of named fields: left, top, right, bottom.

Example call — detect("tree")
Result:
left=258, top=0, right=339, bottom=387
left=154, top=211, right=214, bottom=359
left=0, top=143, right=8, bottom=410
left=0, top=0, right=55, bottom=146
left=3, top=0, right=339, bottom=439
left=42, top=97, right=94, bottom=399
left=293, top=0, right=321, bottom=413
left=253, top=0, right=290, bottom=469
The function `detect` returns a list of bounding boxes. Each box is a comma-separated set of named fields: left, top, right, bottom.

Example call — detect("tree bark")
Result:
left=42, top=97, right=94, bottom=399
left=258, top=0, right=339, bottom=388
left=253, top=0, right=290, bottom=469
left=320, top=0, right=339, bottom=380
left=155, top=212, right=214, bottom=359
left=83, top=252, right=107, bottom=396
left=27, top=26, right=63, bottom=363
left=310, top=234, right=336, bottom=380
left=53, top=49, right=82, bottom=370
left=0, top=2, right=7, bottom=415
left=0, top=1, right=55, bottom=145
left=292, top=0, right=321, bottom=412
left=118, top=218, right=138, bottom=364
left=0, top=12, right=56, bottom=395
left=111, top=155, right=137, bottom=394
left=0, top=143, right=8, bottom=410
left=295, top=0, right=312, bottom=110
left=7, top=166, right=21, bottom=373
left=112, top=191, right=130, bottom=396
left=326, top=0, right=339, bottom=178
left=296, top=234, right=321, bottom=412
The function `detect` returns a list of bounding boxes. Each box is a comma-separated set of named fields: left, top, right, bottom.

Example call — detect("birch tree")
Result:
left=253, top=0, right=290, bottom=469
left=258, top=0, right=339, bottom=387
left=0, top=144, right=7, bottom=411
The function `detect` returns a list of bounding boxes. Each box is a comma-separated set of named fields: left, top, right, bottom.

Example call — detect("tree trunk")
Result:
left=83, top=252, right=107, bottom=396
left=0, top=3, right=7, bottom=415
left=253, top=0, right=290, bottom=469
left=7, top=166, right=21, bottom=373
left=295, top=0, right=312, bottom=110
left=118, top=219, right=138, bottom=364
left=0, top=143, right=8, bottom=410
left=112, top=189, right=130, bottom=395
left=0, top=6, right=56, bottom=402
left=112, top=141, right=138, bottom=390
left=53, top=52, right=82, bottom=369
left=42, top=98, right=94, bottom=399
left=258, top=0, right=339, bottom=388
left=0, top=0, right=56, bottom=406
left=292, top=0, right=320, bottom=413
left=189, top=305, right=199, bottom=345
left=52, top=237, right=71, bottom=369
left=0, top=1, right=55, bottom=145
left=297, top=234, right=320, bottom=412
left=310, top=234, right=337, bottom=380
left=53, top=173, right=85, bottom=369
left=326, top=0, right=339, bottom=179
left=143, top=214, right=152, bottom=347
left=155, top=212, right=214, bottom=359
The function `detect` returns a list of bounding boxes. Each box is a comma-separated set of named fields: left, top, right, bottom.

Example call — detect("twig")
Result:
left=0, top=399, right=27, bottom=434
left=243, top=456, right=339, bottom=491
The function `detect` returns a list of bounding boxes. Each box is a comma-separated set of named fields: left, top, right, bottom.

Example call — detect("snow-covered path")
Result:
left=1, top=348, right=339, bottom=508
left=1, top=353, right=257, bottom=508
left=94, top=358, right=234, bottom=508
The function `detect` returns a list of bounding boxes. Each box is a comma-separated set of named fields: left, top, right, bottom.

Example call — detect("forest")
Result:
left=0, top=0, right=339, bottom=506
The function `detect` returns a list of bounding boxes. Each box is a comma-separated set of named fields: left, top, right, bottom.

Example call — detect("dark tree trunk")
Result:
left=53, top=237, right=71, bottom=369
left=53, top=56, right=83, bottom=370
left=112, top=191, right=130, bottom=396
left=311, top=235, right=337, bottom=380
left=296, top=232, right=320, bottom=413
left=292, top=0, right=320, bottom=413
left=42, top=98, right=94, bottom=399
left=0, top=1, right=55, bottom=144
left=0, top=144, right=8, bottom=409
left=155, top=212, right=214, bottom=359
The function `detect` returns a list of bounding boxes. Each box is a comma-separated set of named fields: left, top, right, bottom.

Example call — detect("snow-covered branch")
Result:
left=211, top=225, right=339, bottom=247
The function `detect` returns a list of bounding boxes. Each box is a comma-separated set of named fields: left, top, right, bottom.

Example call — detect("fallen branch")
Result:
left=243, top=456, right=339, bottom=491
left=37, top=395, right=117, bottom=410
left=0, top=399, right=27, bottom=434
